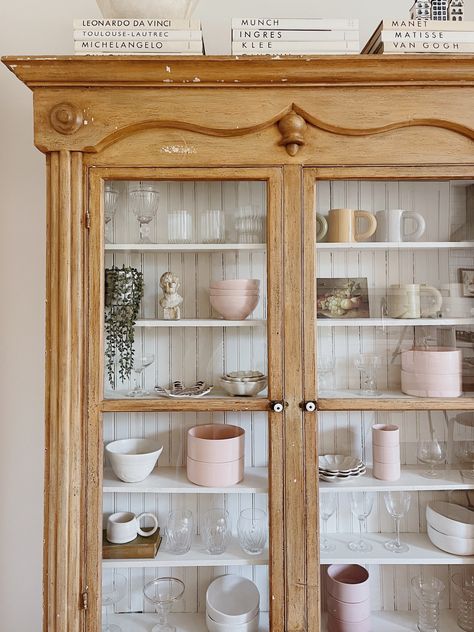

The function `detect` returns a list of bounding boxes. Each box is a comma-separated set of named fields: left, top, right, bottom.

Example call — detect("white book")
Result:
left=232, top=40, right=359, bottom=52
left=232, top=17, right=359, bottom=30
left=73, top=18, right=201, bottom=30
left=74, top=40, right=203, bottom=52
left=74, top=29, right=202, bottom=41
left=232, top=49, right=359, bottom=56
left=381, top=30, right=474, bottom=42
left=75, top=51, right=203, bottom=56
left=380, top=18, right=474, bottom=31
left=378, top=40, right=474, bottom=52
left=232, top=29, right=359, bottom=41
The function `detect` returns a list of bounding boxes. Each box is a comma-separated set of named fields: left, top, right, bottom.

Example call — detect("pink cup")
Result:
left=186, top=456, right=244, bottom=487
left=373, top=460, right=401, bottom=482
left=372, top=444, right=400, bottom=464
left=326, top=594, right=371, bottom=623
left=326, top=565, right=370, bottom=604
left=372, top=424, right=399, bottom=447
left=327, top=613, right=372, bottom=632
left=187, top=424, right=245, bottom=463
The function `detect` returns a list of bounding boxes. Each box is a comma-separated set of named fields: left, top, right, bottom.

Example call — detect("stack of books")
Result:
left=73, top=18, right=203, bottom=55
left=363, top=17, right=474, bottom=54
left=231, top=18, right=360, bottom=55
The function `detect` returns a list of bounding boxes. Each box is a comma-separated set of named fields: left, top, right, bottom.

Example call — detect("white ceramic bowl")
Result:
left=219, top=377, right=267, bottom=397
left=105, top=438, right=163, bottom=483
left=426, top=502, right=474, bottom=539
left=206, top=612, right=259, bottom=632
left=96, top=0, right=199, bottom=19
left=206, top=575, right=260, bottom=624
left=427, top=523, right=474, bottom=556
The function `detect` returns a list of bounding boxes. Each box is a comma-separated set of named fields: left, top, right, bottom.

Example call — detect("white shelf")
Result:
left=319, top=389, right=474, bottom=400
left=322, top=610, right=461, bottom=632
left=320, top=532, right=473, bottom=565
left=103, top=388, right=268, bottom=401
left=103, top=466, right=268, bottom=494
left=107, top=612, right=269, bottom=632
left=317, top=317, right=473, bottom=327
left=317, top=241, right=474, bottom=250
left=103, top=535, right=268, bottom=568
left=135, top=319, right=266, bottom=327
left=105, top=243, right=266, bottom=252
left=319, top=467, right=474, bottom=492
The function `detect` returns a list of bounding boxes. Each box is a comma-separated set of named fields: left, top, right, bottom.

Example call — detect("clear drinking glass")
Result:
left=199, top=209, right=225, bottom=243
left=143, top=577, right=185, bottom=632
left=202, top=508, right=231, bottom=555
left=320, top=494, right=337, bottom=552
left=411, top=576, right=445, bottom=632
left=354, top=353, right=382, bottom=396
left=237, top=508, right=267, bottom=555
left=383, top=491, right=411, bottom=554
left=168, top=210, right=193, bottom=244
left=452, top=572, right=474, bottom=632
left=126, top=354, right=155, bottom=397
left=456, top=440, right=474, bottom=479
left=317, top=356, right=336, bottom=390
left=165, top=509, right=194, bottom=555
left=129, top=181, right=160, bottom=243
left=348, top=492, right=375, bottom=552
left=417, top=439, right=447, bottom=478
left=104, top=182, right=119, bottom=244
left=234, top=205, right=265, bottom=243
left=102, top=573, right=127, bottom=632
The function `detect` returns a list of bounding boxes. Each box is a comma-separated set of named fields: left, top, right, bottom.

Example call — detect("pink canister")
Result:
left=373, top=460, right=401, bottom=482
left=186, top=456, right=244, bottom=487
left=401, top=347, right=462, bottom=376
left=326, top=565, right=370, bottom=604
left=187, top=424, right=245, bottom=463
left=372, top=444, right=400, bottom=464
left=326, top=593, right=371, bottom=623
left=401, top=370, right=462, bottom=398
left=372, top=424, right=399, bottom=447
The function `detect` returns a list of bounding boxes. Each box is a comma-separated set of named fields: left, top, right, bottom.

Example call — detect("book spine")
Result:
left=232, top=49, right=359, bottom=56
left=73, top=29, right=202, bottom=41
left=232, top=29, right=359, bottom=41
left=73, top=18, right=201, bottom=29
left=232, top=40, right=359, bottom=52
left=382, top=18, right=474, bottom=31
left=380, top=40, right=474, bottom=52
left=231, top=18, right=359, bottom=30
left=75, top=50, right=203, bottom=55
left=381, top=30, right=474, bottom=42
left=74, top=40, right=203, bottom=52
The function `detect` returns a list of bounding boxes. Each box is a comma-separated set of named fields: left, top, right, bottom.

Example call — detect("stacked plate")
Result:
left=319, top=455, right=366, bottom=483
left=219, top=371, right=267, bottom=397
left=206, top=575, right=260, bottom=632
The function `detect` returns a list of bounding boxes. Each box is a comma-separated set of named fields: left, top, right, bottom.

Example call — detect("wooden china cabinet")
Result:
left=3, top=55, right=474, bottom=632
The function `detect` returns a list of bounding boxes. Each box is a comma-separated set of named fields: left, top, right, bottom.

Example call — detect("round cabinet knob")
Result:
left=305, top=401, right=317, bottom=412
left=270, top=401, right=285, bottom=413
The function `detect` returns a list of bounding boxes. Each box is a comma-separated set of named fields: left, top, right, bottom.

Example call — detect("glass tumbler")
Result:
left=202, top=508, right=231, bottom=555
left=165, top=509, right=194, bottom=555
left=411, top=576, right=445, bottom=632
left=237, top=508, right=267, bottom=555
left=200, top=209, right=225, bottom=243
left=168, top=210, right=193, bottom=244
left=235, top=206, right=265, bottom=243
left=452, top=572, right=474, bottom=632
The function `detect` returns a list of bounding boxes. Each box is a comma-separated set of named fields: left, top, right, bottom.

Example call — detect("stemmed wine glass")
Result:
left=127, top=354, right=155, bottom=397
left=348, top=492, right=375, bottom=552
left=320, top=494, right=337, bottom=552
left=456, top=440, right=474, bottom=479
left=354, top=353, right=382, bottom=396
left=102, top=573, right=127, bottom=632
left=417, top=439, right=447, bottom=478
left=383, top=491, right=411, bottom=554
left=143, top=577, right=185, bottom=632
left=104, top=182, right=119, bottom=244
left=129, top=181, right=160, bottom=243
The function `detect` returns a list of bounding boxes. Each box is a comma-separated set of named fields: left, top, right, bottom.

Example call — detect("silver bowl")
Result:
left=219, top=377, right=267, bottom=397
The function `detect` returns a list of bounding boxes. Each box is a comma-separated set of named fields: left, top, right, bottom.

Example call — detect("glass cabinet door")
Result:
left=308, top=173, right=474, bottom=632
left=89, top=169, right=283, bottom=631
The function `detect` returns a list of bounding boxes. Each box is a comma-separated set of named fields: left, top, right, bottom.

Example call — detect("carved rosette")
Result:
left=49, top=102, right=84, bottom=135
left=278, top=111, right=307, bottom=156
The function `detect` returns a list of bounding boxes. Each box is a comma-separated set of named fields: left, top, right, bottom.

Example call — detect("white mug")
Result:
left=106, top=511, right=159, bottom=544
left=386, top=284, right=442, bottom=319
left=375, top=209, right=425, bottom=242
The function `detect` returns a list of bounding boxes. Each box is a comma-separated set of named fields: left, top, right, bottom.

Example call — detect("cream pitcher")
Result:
left=326, top=208, right=377, bottom=243
left=386, top=284, right=443, bottom=319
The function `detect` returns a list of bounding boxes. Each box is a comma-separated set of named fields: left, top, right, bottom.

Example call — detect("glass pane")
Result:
left=103, top=179, right=268, bottom=399
left=315, top=179, right=474, bottom=400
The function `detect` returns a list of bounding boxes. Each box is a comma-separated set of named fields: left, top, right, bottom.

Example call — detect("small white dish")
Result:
left=206, top=575, right=260, bottom=625
left=426, top=501, right=474, bottom=539
left=206, top=611, right=259, bottom=632
left=155, top=380, right=213, bottom=398
left=105, top=438, right=163, bottom=483
left=427, top=523, right=474, bottom=556
left=319, top=455, right=364, bottom=473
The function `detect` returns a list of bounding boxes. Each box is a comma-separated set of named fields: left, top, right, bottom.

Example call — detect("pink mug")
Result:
left=372, top=424, right=399, bottom=447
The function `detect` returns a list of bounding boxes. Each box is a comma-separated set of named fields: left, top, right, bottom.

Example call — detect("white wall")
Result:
left=1, top=1, right=472, bottom=629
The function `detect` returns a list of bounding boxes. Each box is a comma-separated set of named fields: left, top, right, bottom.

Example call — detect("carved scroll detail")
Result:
left=50, top=103, right=84, bottom=135
left=278, top=111, right=307, bottom=156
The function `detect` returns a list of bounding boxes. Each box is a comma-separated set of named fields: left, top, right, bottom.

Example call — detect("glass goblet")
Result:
left=456, top=440, right=474, bottom=480
left=354, top=353, right=382, bottom=396
left=348, top=492, right=375, bottom=552
left=202, top=508, right=231, bottom=555
left=102, top=573, right=127, bottom=632
left=165, top=509, right=194, bottom=555
left=104, top=182, right=119, bottom=244
left=417, top=439, right=447, bottom=478
left=143, top=577, right=185, bottom=632
left=129, top=181, right=160, bottom=243
left=383, top=491, right=411, bottom=554
left=126, top=354, right=155, bottom=397
left=237, top=508, right=267, bottom=555
left=320, top=494, right=337, bottom=552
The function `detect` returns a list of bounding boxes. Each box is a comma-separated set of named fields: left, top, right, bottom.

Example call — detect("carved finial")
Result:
left=49, top=103, right=84, bottom=135
left=278, top=110, right=307, bottom=156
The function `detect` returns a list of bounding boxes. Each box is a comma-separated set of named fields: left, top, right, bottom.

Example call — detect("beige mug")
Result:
left=326, top=208, right=377, bottom=243
left=316, top=213, right=328, bottom=242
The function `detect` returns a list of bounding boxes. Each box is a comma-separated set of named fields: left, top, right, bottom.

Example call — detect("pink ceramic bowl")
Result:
left=373, top=460, right=401, bottom=482
left=401, top=369, right=462, bottom=398
left=401, top=348, right=462, bottom=375
left=372, top=424, right=399, bottom=447
left=326, top=565, right=370, bottom=604
left=187, top=424, right=245, bottom=463
left=327, top=613, right=372, bottom=632
left=186, top=456, right=244, bottom=487
left=326, top=594, right=371, bottom=623
left=372, top=444, right=400, bottom=464
left=210, top=279, right=260, bottom=289
left=209, top=288, right=259, bottom=296
left=210, top=294, right=260, bottom=320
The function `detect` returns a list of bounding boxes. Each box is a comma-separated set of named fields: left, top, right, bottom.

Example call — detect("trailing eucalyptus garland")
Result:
left=105, top=265, right=144, bottom=387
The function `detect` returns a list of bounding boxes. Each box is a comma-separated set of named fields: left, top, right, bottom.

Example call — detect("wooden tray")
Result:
left=102, top=528, right=162, bottom=559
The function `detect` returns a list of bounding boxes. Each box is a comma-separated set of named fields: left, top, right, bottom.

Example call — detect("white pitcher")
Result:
left=386, top=284, right=442, bottom=319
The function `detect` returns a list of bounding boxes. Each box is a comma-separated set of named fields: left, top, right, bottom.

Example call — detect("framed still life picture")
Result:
left=317, top=278, right=370, bottom=319
left=459, top=268, right=474, bottom=297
